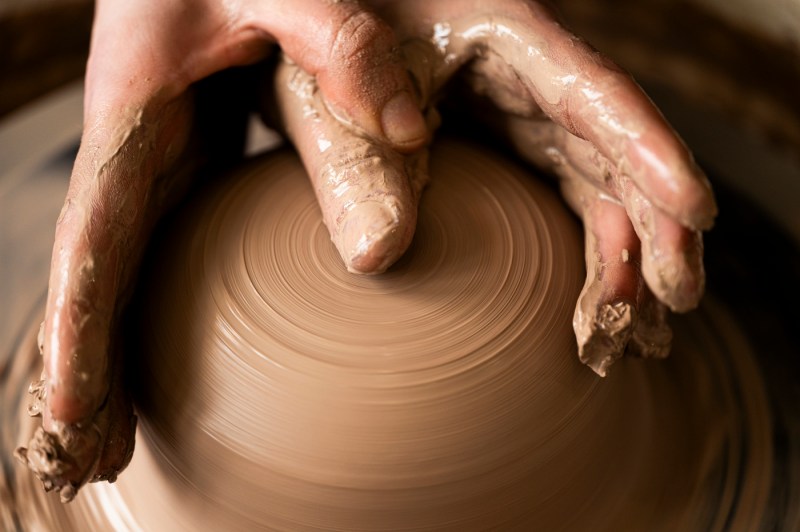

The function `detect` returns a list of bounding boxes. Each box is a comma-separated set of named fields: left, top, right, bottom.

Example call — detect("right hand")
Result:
left=271, top=0, right=716, bottom=377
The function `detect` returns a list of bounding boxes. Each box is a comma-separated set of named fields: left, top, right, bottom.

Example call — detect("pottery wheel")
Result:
left=3, top=137, right=781, bottom=531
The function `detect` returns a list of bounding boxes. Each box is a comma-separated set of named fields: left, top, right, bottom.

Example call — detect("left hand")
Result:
left=17, top=0, right=430, bottom=501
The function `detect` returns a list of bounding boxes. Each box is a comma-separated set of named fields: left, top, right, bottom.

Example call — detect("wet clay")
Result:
left=15, top=5, right=721, bottom=498
left=4, top=140, right=773, bottom=530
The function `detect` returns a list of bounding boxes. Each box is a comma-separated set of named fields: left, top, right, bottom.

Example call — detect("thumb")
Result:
left=251, top=0, right=428, bottom=151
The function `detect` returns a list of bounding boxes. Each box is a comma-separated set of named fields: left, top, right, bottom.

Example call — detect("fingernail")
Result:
left=339, top=202, right=402, bottom=274
left=381, top=92, right=428, bottom=150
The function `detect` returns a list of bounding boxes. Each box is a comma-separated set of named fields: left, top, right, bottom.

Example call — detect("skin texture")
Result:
left=16, top=0, right=716, bottom=501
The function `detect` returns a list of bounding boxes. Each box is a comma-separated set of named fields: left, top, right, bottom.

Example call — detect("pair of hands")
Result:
left=17, top=0, right=716, bottom=502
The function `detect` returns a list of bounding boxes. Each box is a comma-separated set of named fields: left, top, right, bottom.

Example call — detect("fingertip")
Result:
left=642, top=260, right=705, bottom=313
left=338, top=201, right=415, bottom=274
left=17, top=422, right=103, bottom=502
left=627, top=135, right=718, bottom=231
left=686, top=183, right=718, bottom=232
left=641, top=228, right=705, bottom=313
left=575, top=296, right=635, bottom=377
left=672, top=161, right=718, bottom=231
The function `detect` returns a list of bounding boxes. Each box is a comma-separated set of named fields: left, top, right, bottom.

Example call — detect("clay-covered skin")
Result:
left=19, top=0, right=716, bottom=501
left=14, top=99, right=191, bottom=502
left=17, top=0, right=430, bottom=502
left=276, top=0, right=715, bottom=374
left=4, top=142, right=772, bottom=531
left=273, top=59, right=432, bottom=274
left=386, top=1, right=713, bottom=372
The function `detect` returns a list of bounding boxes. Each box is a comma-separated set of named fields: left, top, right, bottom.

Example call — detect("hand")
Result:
left=271, top=0, right=716, bottom=378
left=17, top=0, right=428, bottom=501
left=377, top=0, right=717, bottom=375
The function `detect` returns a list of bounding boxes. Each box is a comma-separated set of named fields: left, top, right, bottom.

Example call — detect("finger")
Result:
left=628, top=288, right=672, bottom=360
left=518, top=120, right=706, bottom=313
left=619, top=177, right=706, bottom=312
left=492, top=111, right=706, bottom=314
left=31, top=88, right=196, bottom=507
left=501, top=116, right=679, bottom=367
left=15, top=316, right=98, bottom=502
left=16, top=356, right=135, bottom=501
left=16, top=414, right=105, bottom=502
left=562, top=178, right=643, bottom=376
left=251, top=0, right=428, bottom=151
left=380, top=0, right=716, bottom=229
left=33, top=0, right=264, bottom=495
left=273, top=56, right=430, bottom=274
left=494, top=2, right=717, bottom=230
left=90, top=363, right=137, bottom=484
left=475, top=109, right=640, bottom=375
left=44, top=93, right=191, bottom=424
